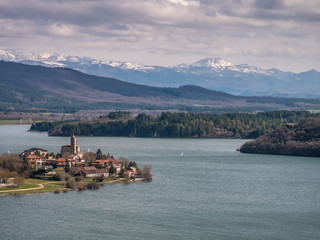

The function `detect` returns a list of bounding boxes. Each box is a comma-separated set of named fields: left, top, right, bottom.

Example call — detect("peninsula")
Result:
left=240, top=118, right=320, bottom=157
left=0, top=135, right=151, bottom=195
left=30, top=110, right=320, bottom=139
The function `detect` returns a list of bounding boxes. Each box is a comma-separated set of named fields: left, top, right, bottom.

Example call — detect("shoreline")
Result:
left=0, top=177, right=144, bottom=196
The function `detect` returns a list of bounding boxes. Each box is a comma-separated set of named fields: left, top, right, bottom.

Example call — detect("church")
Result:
left=61, top=134, right=82, bottom=157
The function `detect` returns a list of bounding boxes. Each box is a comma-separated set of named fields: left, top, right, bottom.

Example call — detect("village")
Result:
left=20, top=135, right=141, bottom=180
left=0, top=135, right=151, bottom=194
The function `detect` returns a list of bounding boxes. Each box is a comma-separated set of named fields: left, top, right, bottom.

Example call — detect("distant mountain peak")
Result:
left=191, top=57, right=233, bottom=69
left=0, top=49, right=155, bottom=72
left=0, top=49, right=319, bottom=98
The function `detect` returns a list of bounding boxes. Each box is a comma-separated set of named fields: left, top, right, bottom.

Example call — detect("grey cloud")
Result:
left=254, top=0, right=285, bottom=10
left=0, top=0, right=318, bottom=72
left=109, top=23, right=130, bottom=31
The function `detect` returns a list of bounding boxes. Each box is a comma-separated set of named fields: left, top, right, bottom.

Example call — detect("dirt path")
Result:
left=0, top=184, right=44, bottom=193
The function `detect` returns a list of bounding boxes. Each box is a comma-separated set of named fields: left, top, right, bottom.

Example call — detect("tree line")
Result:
left=240, top=117, right=320, bottom=157
left=30, top=111, right=320, bottom=139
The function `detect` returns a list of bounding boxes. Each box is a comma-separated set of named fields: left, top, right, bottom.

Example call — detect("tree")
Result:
left=64, top=159, right=70, bottom=173
left=66, top=178, right=76, bottom=189
left=13, top=177, right=24, bottom=186
left=83, top=152, right=96, bottom=165
left=119, top=157, right=129, bottom=170
left=93, top=174, right=104, bottom=182
left=142, top=164, right=152, bottom=181
left=0, top=169, right=17, bottom=183
left=0, top=153, right=34, bottom=178
left=96, top=149, right=103, bottom=160
left=109, top=164, right=115, bottom=175
left=123, top=171, right=130, bottom=183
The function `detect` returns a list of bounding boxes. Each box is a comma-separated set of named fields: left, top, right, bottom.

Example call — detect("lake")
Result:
left=0, top=125, right=320, bottom=240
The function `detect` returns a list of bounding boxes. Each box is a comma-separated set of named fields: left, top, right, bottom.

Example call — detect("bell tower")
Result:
left=71, top=134, right=76, bottom=155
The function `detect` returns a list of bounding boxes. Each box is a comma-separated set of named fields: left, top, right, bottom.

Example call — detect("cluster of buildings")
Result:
left=20, top=135, right=85, bottom=168
left=20, top=135, right=137, bottom=178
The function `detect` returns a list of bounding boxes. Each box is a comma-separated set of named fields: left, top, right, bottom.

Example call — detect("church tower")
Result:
left=71, top=134, right=76, bottom=155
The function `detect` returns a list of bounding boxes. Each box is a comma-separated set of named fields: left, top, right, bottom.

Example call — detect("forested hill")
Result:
left=0, top=60, right=238, bottom=113
left=30, top=111, right=320, bottom=139
left=240, top=118, right=320, bottom=157
left=2, top=60, right=320, bottom=113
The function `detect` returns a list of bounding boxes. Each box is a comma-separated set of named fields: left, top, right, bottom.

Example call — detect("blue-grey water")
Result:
left=0, top=125, right=320, bottom=240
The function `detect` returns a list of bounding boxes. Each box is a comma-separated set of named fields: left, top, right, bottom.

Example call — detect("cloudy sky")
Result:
left=0, top=0, right=319, bottom=72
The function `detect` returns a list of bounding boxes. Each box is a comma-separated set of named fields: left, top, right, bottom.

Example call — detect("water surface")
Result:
left=0, top=125, right=319, bottom=240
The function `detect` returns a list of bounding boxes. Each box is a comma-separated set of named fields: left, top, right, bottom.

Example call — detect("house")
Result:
left=72, top=167, right=109, bottom=178
left=129, top=167, right=138, bottom=174
left=20, top=147, right=48, bottom=159
left=91, top=159, right=110, bottom=168
left=124, top=170, right=135, bottom=178
left=113, top=164, right=122, bottom=174
left=24, top=155, right=43, bottom=165
left=46, top=158, right=76, bottom=168
left=107, top=157, right=121, bottom=166
left=91, top=157, right=121, bottom=168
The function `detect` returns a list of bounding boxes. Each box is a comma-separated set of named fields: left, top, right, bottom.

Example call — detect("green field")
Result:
left=0, top=120, right=19, bottom=125
left=41, top=112, right=73, bottom=116
left=308, top=109, right=320, bottom=113
left=0, top=177, right=124, bottom=195
left=0, top=178, right=66, bottom=195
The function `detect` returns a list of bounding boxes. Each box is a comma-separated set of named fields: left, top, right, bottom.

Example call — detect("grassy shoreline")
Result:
left=0, top=177, right=127, bottom=196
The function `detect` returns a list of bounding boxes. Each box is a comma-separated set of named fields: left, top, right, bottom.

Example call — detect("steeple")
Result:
left=71, top=134, right=76, bottom=154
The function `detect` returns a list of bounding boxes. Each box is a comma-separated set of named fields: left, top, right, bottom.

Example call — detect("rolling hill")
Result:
left=1, top=60, right=320, bottom=113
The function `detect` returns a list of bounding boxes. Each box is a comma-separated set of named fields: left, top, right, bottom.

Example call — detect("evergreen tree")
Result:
left=109, top=164, right=115, bottom=174
left=96, top=149, right=103, bottom=160
left=64, top=159, right=70, bottom=173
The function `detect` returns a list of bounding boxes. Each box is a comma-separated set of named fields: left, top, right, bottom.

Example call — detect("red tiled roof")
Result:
left=25, top=155, right=41, bottom=160
left=79, top=167, right=106, bottom=174
left=107, top=157, right=121, bottom=164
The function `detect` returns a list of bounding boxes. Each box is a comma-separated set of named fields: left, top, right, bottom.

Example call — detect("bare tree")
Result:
left=83, top=152, right=96, bottom=165
left=119, top=157, right=129, bottom=170
left=142, top=164, right=152, bottom=182
left=66, top=178, right=76, bottom=189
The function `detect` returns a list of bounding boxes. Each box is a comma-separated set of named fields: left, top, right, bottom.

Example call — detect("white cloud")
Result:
left=167, top=0, right=200, bottom=7
left=49, top=23, right=74, bottom=37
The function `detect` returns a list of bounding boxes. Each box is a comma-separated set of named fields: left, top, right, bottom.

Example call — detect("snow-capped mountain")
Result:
left=174, top=57, right=270, bottom=75
left=0, top=49, right=319, bottom=98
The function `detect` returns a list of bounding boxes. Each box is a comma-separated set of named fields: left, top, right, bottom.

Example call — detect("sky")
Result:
left=0, top=0, right=319, bottom=72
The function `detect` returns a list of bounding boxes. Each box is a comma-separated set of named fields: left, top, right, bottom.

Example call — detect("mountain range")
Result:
left=1, top=49, right=319, bottom=98
left=1, top=60, right=320, bottom=114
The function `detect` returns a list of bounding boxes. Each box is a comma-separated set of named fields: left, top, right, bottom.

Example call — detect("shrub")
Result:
left=123, top=172, right=130, bottom=183
left=54, top=171, right=67, bottom=181
left=86, top=182, right=100, bottom=190
left=77, top=182, right=86, bottom=191
left=92, top=174, right=104, bottom=182
left=54, top=172, right=73, bottom=182
left=13, top=177, right=24, bottom=186
left=66, top=178, right=76, bottom=189
left=142, top=164, right=152, bottom=182
left=65, top=174, right=72, bottom=182
left=75, top=175, right=84, bottom=182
